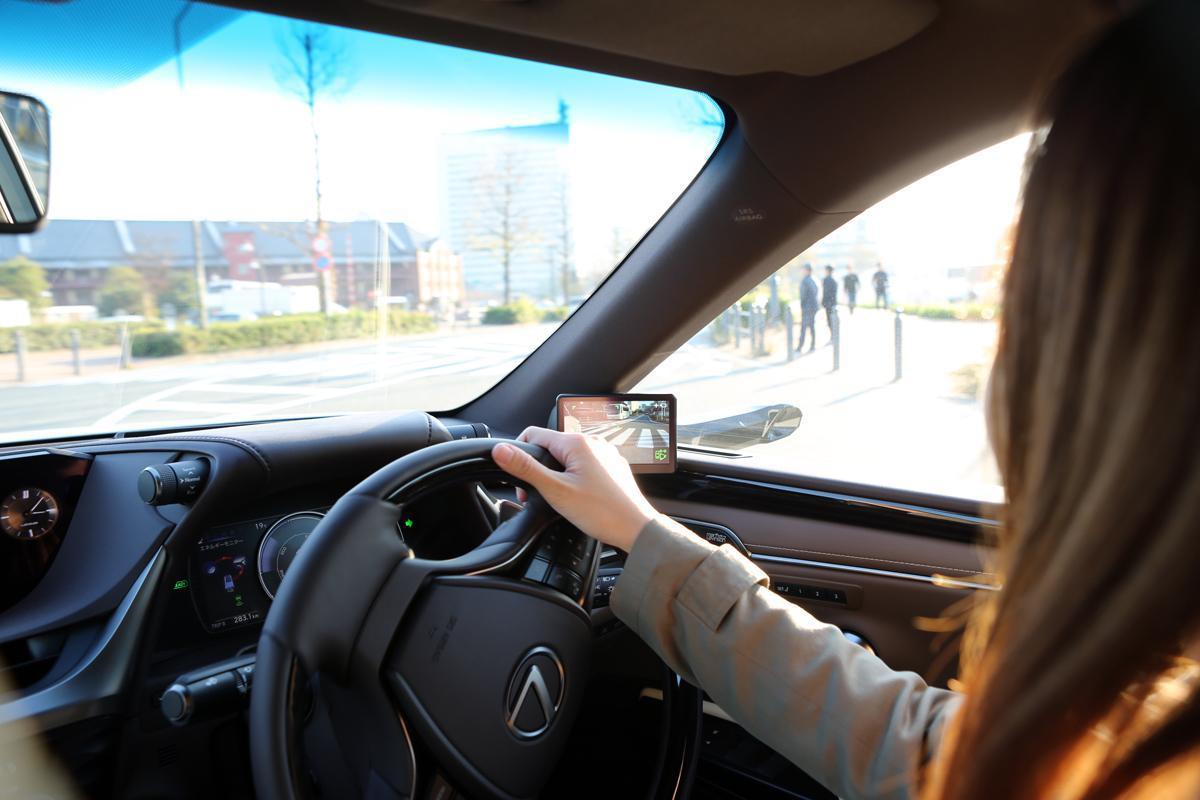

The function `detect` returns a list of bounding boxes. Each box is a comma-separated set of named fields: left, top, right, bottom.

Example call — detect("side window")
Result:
left=636, top=136, right=1030, bottom=502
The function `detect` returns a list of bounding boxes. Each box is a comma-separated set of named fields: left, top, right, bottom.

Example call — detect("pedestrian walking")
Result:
left=797, top=264, right=818, bottom=352
left=872, top=263, right=890, bottom=309
left=842, top=265, right=860, bottom=314
left=821, top=265, right=838, bottom=339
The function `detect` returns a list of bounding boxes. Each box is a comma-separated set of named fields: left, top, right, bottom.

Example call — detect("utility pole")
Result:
left=559, top=180, right=572, bottom=305
left=192, top=219, right=209, bottom=329
left=375, top=222, right=391, bottom=340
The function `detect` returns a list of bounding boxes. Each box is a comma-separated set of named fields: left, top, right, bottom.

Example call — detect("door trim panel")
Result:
left=752, top=553, right=998, bottom=592
left=643, top=468, right=995, bottom=545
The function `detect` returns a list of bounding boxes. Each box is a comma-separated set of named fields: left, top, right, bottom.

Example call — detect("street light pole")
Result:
left=192, top=219, right=209, bottom=329
left=255, top=260, right=267, bottom=318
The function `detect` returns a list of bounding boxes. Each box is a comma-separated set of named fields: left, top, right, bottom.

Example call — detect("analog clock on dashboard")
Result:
left=1, top=487, right=60, bottom=540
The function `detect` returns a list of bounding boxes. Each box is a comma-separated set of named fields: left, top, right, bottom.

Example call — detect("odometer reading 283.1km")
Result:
left=1, top=488, right=60, bottom=540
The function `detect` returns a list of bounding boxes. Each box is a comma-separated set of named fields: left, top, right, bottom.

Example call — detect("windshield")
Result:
left=0, top=0, right=721, bottom=443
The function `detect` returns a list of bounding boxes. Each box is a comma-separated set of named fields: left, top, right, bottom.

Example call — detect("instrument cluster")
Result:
left=189, top=507, right=420, bottom=632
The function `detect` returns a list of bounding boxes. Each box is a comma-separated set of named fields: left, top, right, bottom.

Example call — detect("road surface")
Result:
left=0, top=325, right=557, bottom=441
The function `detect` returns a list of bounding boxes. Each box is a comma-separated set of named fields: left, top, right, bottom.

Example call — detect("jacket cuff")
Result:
left=611, top=515, right=713, bottom=635
left=678, top=544, right=769, bottom=630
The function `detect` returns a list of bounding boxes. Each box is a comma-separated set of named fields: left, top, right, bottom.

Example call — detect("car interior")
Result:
left=0, top=1, right=1113, bottom=798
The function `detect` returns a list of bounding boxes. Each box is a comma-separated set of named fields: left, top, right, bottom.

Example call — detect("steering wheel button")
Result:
left=524, top=557, right=551, bottom=583
left=536, top=533, right=560, bottom=560
left=548, top=566, right=583, bottom=598
left=561, top=551, right=587, bottom=574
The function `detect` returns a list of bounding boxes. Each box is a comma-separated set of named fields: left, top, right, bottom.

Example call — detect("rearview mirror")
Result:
left=0, top=91, right=49, bottom=232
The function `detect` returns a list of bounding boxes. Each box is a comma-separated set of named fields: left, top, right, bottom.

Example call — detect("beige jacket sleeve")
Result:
left=610, top=515, right=963, bottom=800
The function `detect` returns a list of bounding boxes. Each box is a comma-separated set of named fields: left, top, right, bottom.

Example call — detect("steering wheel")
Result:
left=249, top=438, right=700, bottom=800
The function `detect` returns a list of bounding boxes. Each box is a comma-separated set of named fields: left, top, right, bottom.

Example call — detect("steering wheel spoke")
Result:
left=300, top=670, right=418, bottom=798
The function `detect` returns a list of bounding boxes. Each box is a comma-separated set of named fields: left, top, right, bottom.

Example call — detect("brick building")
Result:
left=0, top=219, right=464, bottom=312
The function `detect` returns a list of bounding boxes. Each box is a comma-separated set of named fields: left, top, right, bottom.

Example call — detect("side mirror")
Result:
left=678, top=403, right=802, bottom=451
left=0, top=91, right=50, bottom=232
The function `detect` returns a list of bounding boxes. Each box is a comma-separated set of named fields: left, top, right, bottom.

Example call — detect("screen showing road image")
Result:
left=559, top=396, right=674, bottom=468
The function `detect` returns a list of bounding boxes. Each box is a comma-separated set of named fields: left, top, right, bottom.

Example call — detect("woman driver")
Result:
left=493, top=2, right=1200, bottom=797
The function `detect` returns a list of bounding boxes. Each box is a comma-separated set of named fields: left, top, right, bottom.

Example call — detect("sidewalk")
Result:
left=0, top=321, right=547, bottom=386
left=642, top=307, right=1002, bottom=499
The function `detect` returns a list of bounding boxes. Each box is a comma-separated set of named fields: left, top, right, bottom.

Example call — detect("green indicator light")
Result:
left=404, top=518, right=414, bottom=529
left=654, top=449, right=668, bottom=462
left=173, top=579, right=189, bottom=591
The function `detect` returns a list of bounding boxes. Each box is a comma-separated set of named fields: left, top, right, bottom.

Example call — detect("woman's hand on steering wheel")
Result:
left=493, top=427, right=657, bottom=552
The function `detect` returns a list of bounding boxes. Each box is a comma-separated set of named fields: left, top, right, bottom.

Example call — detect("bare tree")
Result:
left=274, top=24, right=355, bottom=312
left=552, top=174, right=574, bottom=304
left=610, top=226, right=633, bottom=265
left=467, top=150, right=540, bottom=304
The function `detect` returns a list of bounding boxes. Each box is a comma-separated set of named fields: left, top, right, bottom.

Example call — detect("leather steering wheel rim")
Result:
left=248, top=437, right=700, bottom=800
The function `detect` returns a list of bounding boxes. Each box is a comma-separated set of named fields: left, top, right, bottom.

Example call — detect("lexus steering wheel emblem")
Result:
left=505, top=646, right=565, bottom=739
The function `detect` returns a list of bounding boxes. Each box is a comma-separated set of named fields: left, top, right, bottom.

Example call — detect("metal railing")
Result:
left=724, top=305, right=768, bottom=357
left=10, top=323, right=134, bottom=382
left=723, top=302, right=905, bottom=379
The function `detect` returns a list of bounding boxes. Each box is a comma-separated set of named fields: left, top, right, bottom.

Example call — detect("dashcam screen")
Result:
left=559, top=397, right=673, bottom=466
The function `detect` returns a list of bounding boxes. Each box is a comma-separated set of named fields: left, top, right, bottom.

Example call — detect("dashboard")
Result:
left=0, top=412, right=623, bottom=800
left=0, top=411, right=466, bottom=679
left=0, top=412, right=519, bottom=800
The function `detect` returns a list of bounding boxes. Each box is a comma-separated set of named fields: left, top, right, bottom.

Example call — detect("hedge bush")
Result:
left=130, top=330, right=186, bottom=358
left=0, top=319, right=165, bottom=354
left=901, top=303, right=997, bottom=321
left=129, top=309, right=436, bottom=358
left=482, top=299, right=543, bottom=325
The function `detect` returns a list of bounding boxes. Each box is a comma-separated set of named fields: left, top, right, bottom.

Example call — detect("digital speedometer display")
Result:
left=257, top=512, right=324, bottom=598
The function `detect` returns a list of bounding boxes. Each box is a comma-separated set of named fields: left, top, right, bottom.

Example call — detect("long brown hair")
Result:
left=927, top=1, right=1200, bottom=797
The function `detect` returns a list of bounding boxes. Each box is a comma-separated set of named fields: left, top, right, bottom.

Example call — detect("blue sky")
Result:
left=2, top=0, right=723, bottom=277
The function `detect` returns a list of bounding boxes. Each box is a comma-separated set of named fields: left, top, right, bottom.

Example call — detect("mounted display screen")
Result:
left=556, top=394, right=676, bottom=473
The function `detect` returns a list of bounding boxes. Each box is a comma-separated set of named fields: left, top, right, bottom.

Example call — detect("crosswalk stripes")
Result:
left=580, top=420, right=670, bottom=450
left=610, top=428, right=635, bottom=446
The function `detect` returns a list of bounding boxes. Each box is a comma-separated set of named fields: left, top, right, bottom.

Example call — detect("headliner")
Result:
left=366, top=0, right=941, bottom=78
